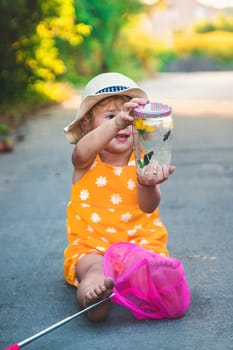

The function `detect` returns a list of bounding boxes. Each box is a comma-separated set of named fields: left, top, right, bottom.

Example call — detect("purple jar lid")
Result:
left=134, top=102, right=172, bottom=118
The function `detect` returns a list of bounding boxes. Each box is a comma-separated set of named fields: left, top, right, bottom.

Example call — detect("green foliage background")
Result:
left=0, top=0, right=232, bottom=127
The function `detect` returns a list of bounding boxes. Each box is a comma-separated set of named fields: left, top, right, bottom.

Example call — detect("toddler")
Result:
left=64, top=72, right=189, bottom=321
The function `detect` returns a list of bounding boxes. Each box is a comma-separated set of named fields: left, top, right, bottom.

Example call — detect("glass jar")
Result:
left=132, top=102, right=173, bottom=173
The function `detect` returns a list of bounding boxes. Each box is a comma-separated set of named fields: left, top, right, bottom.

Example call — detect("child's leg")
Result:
left=75, top=253, right=114, bottom=322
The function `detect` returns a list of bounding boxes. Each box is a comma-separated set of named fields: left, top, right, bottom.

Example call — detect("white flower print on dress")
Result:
left=96, top=176, right=107, bottom=187
left=106, top=227, right=117, bottom=233
left=128, top=228, right=136, bottom=236
left=81, top=203, right=90, bottom=208
left=91, top=212, right=101, bottom=223
left=73, top=238, right=80, bottom=245
left=127, top=179, right=136, bottom=190
left=80, top=189, right=89, bottom=201
left=110, top=193, right=122, bottom=205
left=153, top=218, right=163, bottom=226
left=75, top=215, right=81, bottom=220
left=113, top=167, right=123, bottom=176
left=121, top=212, right=132, bottom=222
left=87, top=225, right=94, bottom=232
left=139, top=239, right=149, bottom=245
left=128, top=224, right=142, bottom=236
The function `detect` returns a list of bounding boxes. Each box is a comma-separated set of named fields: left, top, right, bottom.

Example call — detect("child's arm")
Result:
left=137, top=164, right=175, bottom=213
left=72, top=118, right=123, bottom=169
left=72, top=98, right=147, bottom=169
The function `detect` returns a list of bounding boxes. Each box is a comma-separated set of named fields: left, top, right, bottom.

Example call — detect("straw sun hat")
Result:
left=64, top=72, right=147, bottom=144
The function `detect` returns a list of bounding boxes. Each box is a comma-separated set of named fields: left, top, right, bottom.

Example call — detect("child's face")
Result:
left=92, top=96, right=134, bottom=153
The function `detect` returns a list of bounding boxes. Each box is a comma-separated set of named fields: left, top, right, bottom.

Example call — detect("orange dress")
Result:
left=64, top=154, right=169, bottom=286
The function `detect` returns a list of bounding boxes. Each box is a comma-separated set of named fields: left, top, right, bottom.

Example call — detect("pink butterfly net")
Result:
left=104, top=242, right=191, bottom=320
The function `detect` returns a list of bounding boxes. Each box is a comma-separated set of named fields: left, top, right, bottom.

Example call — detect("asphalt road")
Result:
left=0, top=72, right=233, bottom=350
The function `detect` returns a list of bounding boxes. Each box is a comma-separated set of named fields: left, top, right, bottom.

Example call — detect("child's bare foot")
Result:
left=83, top=277, right=114, bottom=322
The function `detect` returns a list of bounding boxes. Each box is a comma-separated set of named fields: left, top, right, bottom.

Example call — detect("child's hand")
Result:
left=114, top=98, right=148, bottom=130
left=137, top=164, right=176, bottom=186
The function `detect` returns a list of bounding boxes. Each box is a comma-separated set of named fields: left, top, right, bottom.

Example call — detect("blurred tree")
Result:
left=0, top=0, right=43, bottom=100
left=28, top=0, right=90, bottom=97
left=73, top=0, right=145, bottom=75
left=0, top=0, right=90, bottom=102
left=193, top=14, right=233, bottom=33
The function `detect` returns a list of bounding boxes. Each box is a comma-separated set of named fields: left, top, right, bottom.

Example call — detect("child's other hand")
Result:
left=137, top=164, right=176, bottom=186
left=114, top=98, right=148, bottom=130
